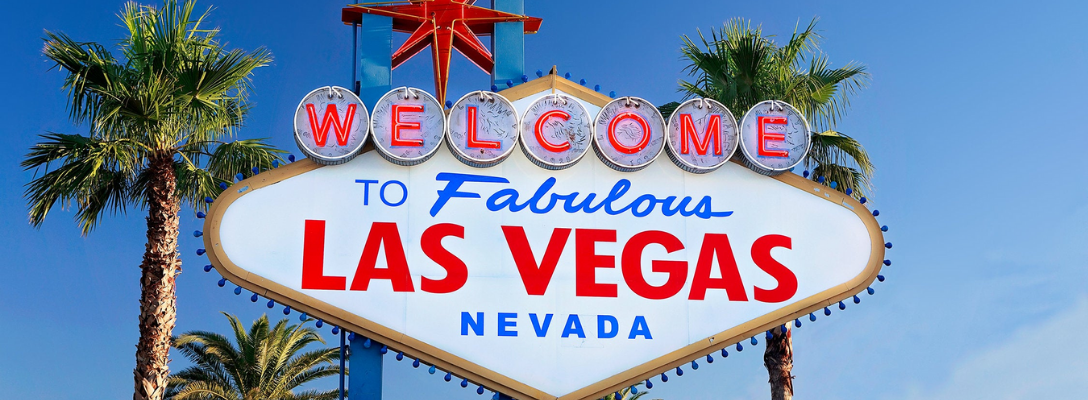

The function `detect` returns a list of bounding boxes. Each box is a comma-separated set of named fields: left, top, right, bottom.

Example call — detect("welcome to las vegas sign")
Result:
left=203, top=74, right=885, bottom=400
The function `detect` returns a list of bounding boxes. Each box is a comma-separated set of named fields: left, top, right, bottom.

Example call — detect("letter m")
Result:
left=305, top=103, right=357, bottom=147
left=680, top=113, right=722, bottom=156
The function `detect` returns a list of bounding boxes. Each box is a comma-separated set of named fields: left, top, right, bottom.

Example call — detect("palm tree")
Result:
left=24, top=1, right=280, bottom=399
left=167, top=313, right=341, bottom=400
left=670, top=18, right=874, bottom=400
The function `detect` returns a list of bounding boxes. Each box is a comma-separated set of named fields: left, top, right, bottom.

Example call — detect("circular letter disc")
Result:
left=519, top=94, right=593, bottom=170
left=738, top=100, right=811, bottom=175
left=665, top=98, right=739, bottom=173
left=592, top=96, right=666, bottom=172
left=370, top=87, right=446, bottom=166
left=293, top=86, right=370, bottom=165
left=446, top=91, right=519, bottom=168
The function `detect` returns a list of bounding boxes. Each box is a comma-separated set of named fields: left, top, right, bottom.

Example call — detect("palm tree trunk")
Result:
left=764, top=327, right=794, bottom=400
left=133, top=154, right=181, bottom=400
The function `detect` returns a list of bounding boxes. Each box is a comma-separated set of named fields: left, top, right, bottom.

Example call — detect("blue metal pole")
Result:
left=339, top=330, right=346, bottom=400
left=352, top=22, right=359, bottom=94
left=357, top=13, right=393, bottom=108
left=490, top=0, right=525, bottom=88
left=349, top=335, right=384, bottom=399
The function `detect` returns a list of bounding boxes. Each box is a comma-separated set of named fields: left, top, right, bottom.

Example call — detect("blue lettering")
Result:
left=530, top=313, right=553, bottom=337
left=354, top=179, right=378, bottom=205
left=498, top=312, right=517, bottom=337
left=430, top=172, right=731, bottom=220
left=431, top=173, right=509, bottom=217
left=597, top=315, right=618, bottom=339
left=561, top=315, right=586, bottom=338
left=628, top=316, right=652, bottom=339
left=380, top=180, right=407, bottom=207
left=461, top=312, right=484, bottom=336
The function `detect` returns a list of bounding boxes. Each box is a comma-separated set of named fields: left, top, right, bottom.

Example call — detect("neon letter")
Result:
left=301, top=220, right=346, bottom=290
left=757, top=116, right=789, bottom=157
left=465, top=106, right=500, bottom=149
left=305, top=103, right=356, bottom=147
left=680, top=113, right=722, bottom=155
left=752, top=235, right=797, bottom=303
left=391, top=104, right=424, bottom=147
left=534, top=110, right=572, bottom=152
left=607, top=112, right=652, bottom=154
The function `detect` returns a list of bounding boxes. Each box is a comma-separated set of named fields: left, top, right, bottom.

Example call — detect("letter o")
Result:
left=380, top=180, right=407, bottom=207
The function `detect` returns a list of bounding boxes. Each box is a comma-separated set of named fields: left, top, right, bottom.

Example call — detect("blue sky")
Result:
left=2, top=0, right=1086, bottom=399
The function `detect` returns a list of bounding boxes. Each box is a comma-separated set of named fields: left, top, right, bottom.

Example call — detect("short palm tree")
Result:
left=670, top=18, right=874, bottom=400
left=167, top=314, right=341, bottom=400
left=24, top=1, right=280, bottom=399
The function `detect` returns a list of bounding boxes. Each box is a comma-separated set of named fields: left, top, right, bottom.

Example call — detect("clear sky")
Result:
left=2, top=0, right=1086, bottom=399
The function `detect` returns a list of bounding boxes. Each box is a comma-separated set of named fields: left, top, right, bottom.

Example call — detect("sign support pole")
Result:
left=349, top=335, right=384, bottom=400
left=339, top=330, right=347, bottom=400
left=490, top=0, right=525, bottom=87
left=357, top=13, right=392, bottom=108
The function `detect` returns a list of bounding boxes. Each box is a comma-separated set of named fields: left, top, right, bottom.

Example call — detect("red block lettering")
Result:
left=752, top=234, right=797, bottom=303
left=305, top=103, right=357, bottom=147
left=621, top=230, right=687, bottom=300
left=301, top=220, right=346, bottom=290
left=576, top=229, right=617, bottom=297
left=757, top=116, right=788, bottom=157
left=680, top=113, right=722, bottom=156
left=503, top=226, right=571, bottom=296
left=350, top=222, right=414, bottom=292
left=420, top=223, right=468, bottom=294
left=688, top=233, right=748, bottom=301
left=391, top=104, right=425, bottom=147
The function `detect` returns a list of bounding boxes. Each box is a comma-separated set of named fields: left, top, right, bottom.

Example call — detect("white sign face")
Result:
left=293, top=86, right=370, bottom=165
left=592, top=97, right=666, bottom=172
left=206, top=151, right=882, bottom=400
left=447, top=91, right=519, bottom=168
left=665, top=98, right=739, bottom=173
left=519, top=94, right=592, bottom=170
left=370, top=87, right=446, bottom=166
left=738, top=100, right=810, bottom=174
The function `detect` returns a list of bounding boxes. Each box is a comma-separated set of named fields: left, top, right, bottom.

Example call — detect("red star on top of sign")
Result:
left=343, top=0, right=543, bottom=104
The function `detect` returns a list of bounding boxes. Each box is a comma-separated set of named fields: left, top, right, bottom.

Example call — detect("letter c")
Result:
left=534, top=110, right=572, bottom=152
left=608, top=112, right=652, bottom=154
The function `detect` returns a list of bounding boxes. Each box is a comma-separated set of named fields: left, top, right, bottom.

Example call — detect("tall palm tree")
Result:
left=167, top=314, right=341, bottom=400
left=669, top=18, right=874, bottom=400
left=24, top=1, right=280, bottom=399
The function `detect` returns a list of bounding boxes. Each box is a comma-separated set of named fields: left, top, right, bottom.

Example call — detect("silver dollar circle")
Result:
left=370, top=87, right=446, bottom=166
left=519, top=93, right=593, bottom=170
left=446, top=91, right=520, bottom=168
left=665, top=98, right=739, bottom=173
left=592, top=96, right=666, bottom=172
left=293, top=86, right=370, bottom=165
left=738, top=100, right=811, bottom=175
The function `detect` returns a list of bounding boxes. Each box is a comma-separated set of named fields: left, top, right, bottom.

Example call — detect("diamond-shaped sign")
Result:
left=204, top=76, right=884, bottom=400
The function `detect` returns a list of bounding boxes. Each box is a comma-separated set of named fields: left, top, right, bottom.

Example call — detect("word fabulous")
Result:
left=294, top=86, right=812, bottom=175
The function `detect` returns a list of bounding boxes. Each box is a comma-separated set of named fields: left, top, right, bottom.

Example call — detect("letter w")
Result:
left=680, top=113, right=722, bottom=156
left=306, top=103, right=357, bottom=147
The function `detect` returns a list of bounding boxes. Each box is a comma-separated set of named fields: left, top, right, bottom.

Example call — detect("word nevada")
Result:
left=294, top=86, right=812, bottom=175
